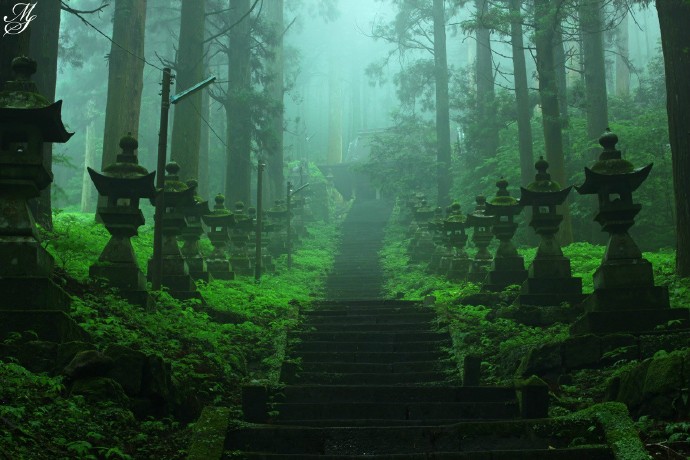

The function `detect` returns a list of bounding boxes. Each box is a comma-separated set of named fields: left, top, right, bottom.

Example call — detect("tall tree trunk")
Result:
left=266, top=0, right=284, bottom=203
left=100, top=0, right=147, bottom=206
left=327, top=54, right=342, bottom=165
left=656, top=0, right=690, bottom=277
left=534, top=0, right=572, bottom=244
left=433, top=0, right=451, bottom=207
left=579, top=0, right=609, bottom=146
left=199, top=67, right=210, bottom=200
left=615, top=10, right=630, bottom=97
left=509, top=0, right=533, bottom=188
left=554, top=26, right=570, bottom=154
left=170, top=0, right=205, bottom=182
left=27, top=0, right=60, bottom=230
left=80, top=102, right=98, bottom=212
left=475, top=0, right=498, bottom=160
left=225, top=0, right=252, bottom=204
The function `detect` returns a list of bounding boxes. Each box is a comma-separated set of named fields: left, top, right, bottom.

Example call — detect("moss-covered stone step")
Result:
left=293, top=339, right=450, bottom=353
left=297, top=350, right=448, bottom=363
left=297, top=359, right=448, bottom=374
left=303, top=322, right=437, bottom=333
left=292, top=331, right=447, bottom=343
left=292, top=370, right=453, bottom=385
left=302, top=313, right=435, bottom=325
left=223, top=448, right=614, bottom=459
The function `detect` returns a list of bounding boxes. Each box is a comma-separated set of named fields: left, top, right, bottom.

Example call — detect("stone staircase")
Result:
left=218, top=199, right=619, bottom=459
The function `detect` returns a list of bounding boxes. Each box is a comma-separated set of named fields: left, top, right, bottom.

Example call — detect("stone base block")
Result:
left=119, top=290, right=155, bottom=310
left=90, top=263, right=146, bottom=291
left=189, top=270, right=212, bottom=283
left=517, top=293, right=587, bottom=307
left=484, top=257, right=528, bottom=292
left=582, top=286, right=669, bottom=312
left=0, top=277, right=71, bottom=311
left=208, top=260, right=235, bottom=281
left=231, top=257, right=253, bottom=276
left=167, top=290, right=205, bottom=305
left=529, top=257, right=572, bottom=278
left=0, top=239, right=53, bottom=277
left=593, top=260, right=655, bottom=290
left=161, top=274, right=197, bottom=294
left=447, top=257, right=471, bottom=281
left=570, top=308, right=690, bottom=335
left=521, top=277, right=583, bottom=295
left=0, top=310, right=90, bottom=342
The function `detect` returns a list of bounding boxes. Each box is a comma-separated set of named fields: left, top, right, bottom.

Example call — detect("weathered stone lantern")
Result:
left=516, top=157, right=583, bottom=307
left=0, top=56, right=75, bottom=338
left=444, top=202, right=471, bottom=281
left=428, top=207, right=450, bottom=274
left=266, top=200, right=288, bottom=257
left=408, top=199, right=436, bottom=264
left=147, top=162, right=202, bottom=302
left=179, top=179, right=211, bottom=283
left=88, top=134, right=156, bottom=308
left=466, top=196, right=494, bottom=283
left=571, top=130, right=688, bottom=334
left=202, top=194, right=235, bottom=280
left=483, top=178, right=528, bottom=291
left=230, top=201, right=254, bottom=275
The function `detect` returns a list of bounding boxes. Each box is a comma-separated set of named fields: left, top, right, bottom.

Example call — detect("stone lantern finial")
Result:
left=535, top=156, right=550, bottom=181
left=214, top=193, right=226, bottom=210
left=165, top=161, right=180, bottom=177
left=599, top=128, right=620, bottom=160
left=116, top=133, right=138, bottom=164
left=496, top=177, right=510, bottom=197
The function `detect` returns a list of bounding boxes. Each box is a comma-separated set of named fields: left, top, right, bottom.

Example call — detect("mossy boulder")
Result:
left=104, top=343, right=147, bottom=396
left=516, top=342, right=562, bottom=379
left=70, top=377, right=129, bottom=406
left=63, top=349, right=114, bottom=379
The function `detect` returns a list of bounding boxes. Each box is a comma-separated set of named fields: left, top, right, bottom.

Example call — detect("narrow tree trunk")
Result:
left=266, top=0, right=285, bottom=203
left=509, top=0, right=533, bottom=188
left=579, top=0, right=609, bottom=146
left=225, top=0, right=252, bottom=204
left=81, top=102, right=98, bottom=213
left=199, top=68, right=210, bottom=200
left=475, top=0, right=498, bottom=160
left=534, top=0, right=572, bottom=244
left=170, top=0, right=205, bottom=182
left=433, top=0, right=451, bottom=207
left=615, top=11, right=630, bottom=97
left=327, top=54, right=343, bottom=165
left=656, top=0, right=690, bottom=277
left=554, top=26, right=570, bottom=153
left=100, top=0, right=147, bottom=206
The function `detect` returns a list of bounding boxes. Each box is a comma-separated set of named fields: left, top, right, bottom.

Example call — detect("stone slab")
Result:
left=570, top=308, right=690, bottom=335
left=0, top=310, right=90, bottom=342
left=0, top=277, right=71, bottom=310
left=581, top=286, right=670, bottom=312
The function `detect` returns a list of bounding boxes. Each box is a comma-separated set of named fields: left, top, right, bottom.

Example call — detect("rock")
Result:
left=104, top=344, right=146, bottom=396
left=70, top=377, right=129, bottom=406
left=141, top=354, right=172, bottom=404
left=642, top=351, right=684, bottom=399
left=600, top=334, right=638, bottom=365
left=63, top=350, right=114, bottom=379
left=614, top=359, right=651, bottom=410
left=16, top=340, right=57, bottom=373
left=562, top=335, right=601, bottom=370
left=516, top=342, right=562, bottom=379
left=55, top=341, right=95, bottom=372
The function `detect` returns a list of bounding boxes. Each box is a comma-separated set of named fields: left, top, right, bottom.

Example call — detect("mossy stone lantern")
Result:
left=408, top=199, right=436, bottom=264
left=0, top=56, right=74, bottom=317
left=146, top=162, right=201, bottom=302
left=266, top=200, right=288, bottom=257
left=444, top=203, right=471, bottom=281
left=202, top=194, right=235, bottom=280
left=571, top=130, right=688, bottom=334
left=428, top=206, right=450, bottom=274
left=466, top=196, right=494, bottom=283
left=517, top=157, right=584, bottom=307
left=483, top=178, right=528, bottom=291
left=230, top=201, right=253, bottom=275
left=179, top=179, right=212, bottom=283
left=88, top=134, right=156, bottom=308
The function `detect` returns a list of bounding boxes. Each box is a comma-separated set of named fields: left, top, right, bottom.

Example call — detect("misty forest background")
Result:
left=19, top=0, right=685, bottom=270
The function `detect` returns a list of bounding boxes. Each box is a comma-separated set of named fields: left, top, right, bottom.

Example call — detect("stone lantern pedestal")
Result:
left=230, top=202, right=253, bottom=276
left=408, top=200, right=436, bottom=264
left=517, top=157, right=584, bottom=307
left=180, top=180, right=212, bottom=283
left=88, top=134, right=156, bottom=308
left=428, top=207, right=450, bottom=274
left=444, top=203, right=470, bottom=281
left=203, top=194, right=235, bottom=280
left=147, top=163, right=202, bottom=302
left=0, top=56, right=87, bottom=342
left=483, top=179, right=528, bottom=292
left=467, top=196, right=494, bottom=283
left=267, top=201, right=288, bottom=257
left=571, top=131, right=688, bottom=334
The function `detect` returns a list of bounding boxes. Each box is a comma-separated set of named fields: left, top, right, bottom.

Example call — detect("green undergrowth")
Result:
left=1, top=211, right=341, bottom=459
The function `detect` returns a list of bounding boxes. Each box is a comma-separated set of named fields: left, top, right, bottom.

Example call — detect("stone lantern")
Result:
left=147, top=162, right=202, bottom=302
left=0, top=56, right=74, bottom=336
left=428, top=207, right=450, bottom=273
left=266, top=200, right=288, bottom=257
left=202, top=194, right=235, bottom=280
left=466, top=196, right=494, bottom=283
left=88, top=134, right=156, bottom=308
left=179, top=179, right=212, bottom=283
left=408, top=199, right=436, bottom=264
left=483, top=178, right=528, bottom=292
left=517, top=157, right=584, bottom=307
left=444, top=203, right=471, bottom=281
left=229, top=201, right=254, bottom=275
left=571, top=130, right=688, bottom=334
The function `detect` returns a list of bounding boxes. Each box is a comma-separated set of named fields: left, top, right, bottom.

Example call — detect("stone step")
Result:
left=273, top=401, right=519, bottom=422
left=292, top=331, right=448, bottom=343
left=299, top=323, right=437, bottom=333
left=315, top=300, right=419, bottom=308
left=226, top=419, right=610, bottom=456
left=292, top=370, right=454, bottom=385
left=293, top=340, right=450, bottom=353
left=278, top=385, right=518, bottom=404
left=302, top=313, right=435, bottom=325
left=228, top=448, right=614, bottom=459
left=298, top=360, right=449, bottom=374
left=297, top=350, right=447, bottom=363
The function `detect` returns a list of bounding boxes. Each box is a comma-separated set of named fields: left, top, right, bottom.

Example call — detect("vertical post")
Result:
left=286, top=181, right=293, bottom=270
left=152, top=67, right=172, bottom=291
left=255, top=160, right=265, bottom=281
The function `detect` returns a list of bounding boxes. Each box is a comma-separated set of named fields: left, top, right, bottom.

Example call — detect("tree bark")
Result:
left=534, top=0, right=572, bottom=244
left=170, top=0, right=206, bottom=183
left=475, top=0, right=498, bottom=160
left=225, top=0, right=252, bottom=204
left=509, top=0, right=533, bottom=188
left=199, top=66, right=210, bottom=200
left=327, top=54, right=342, bottom=165
left=266, top=0, right=284, bottom=203
left=80, top=102, right=98, bottom=213
left=554, top=26, right=570, bottom=153
left=615, top=10, right=630, bottom=97
left=656, top=0, right=690, bottom=277
left=433, top=0, right=451, bottom=207
left=100, top=0, right=147, bottom=204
